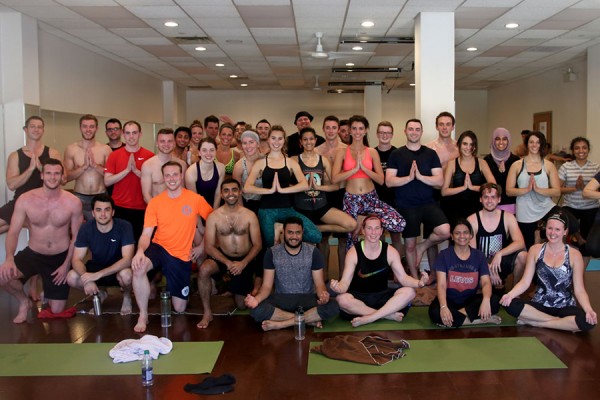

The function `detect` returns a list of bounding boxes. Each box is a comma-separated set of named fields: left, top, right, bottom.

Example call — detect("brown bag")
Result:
left=311, top=335, right=409, bottom=366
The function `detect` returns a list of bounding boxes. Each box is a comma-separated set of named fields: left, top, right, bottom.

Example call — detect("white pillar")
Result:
left=162, top=80, right=177, bottom=127
left=364, top=85, right=382, bottom=145
left=587, top=45, right=600, bottom=157
left=414, top=12, right=455, bottom=143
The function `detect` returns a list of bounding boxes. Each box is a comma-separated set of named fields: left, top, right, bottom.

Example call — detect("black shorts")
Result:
left=397, top=203, right=448, bottom=239
left=210, top=254, right=257, bottom=296
left=294, top=205, right=332, bottom=225
left=145, top=243, right=192, bottom=300
left=340, top=288, right=411, bottom=320
left=85, top=260, right=121, bottom=287
left=497, top=250, right=526, bottom=280
left=0, top=199, right=16, bottom=223
left=16, top=247, right=70, bottom=300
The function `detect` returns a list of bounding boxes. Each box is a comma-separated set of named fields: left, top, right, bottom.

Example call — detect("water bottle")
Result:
left=294, top=306, right=305, bottom=341
left=92, top=294, right=102, bottom=316
left=160, top=291, right=172, bottom=328
left=141, top=350, right=153, bottom=386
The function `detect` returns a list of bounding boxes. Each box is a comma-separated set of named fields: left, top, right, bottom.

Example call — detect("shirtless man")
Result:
left=316, top=115, right=346, bottom=164
left=64, top=114, right=112, bottom=221
left=331, top=215, right=428, bottom=327
left=0, top=116, right=61, bottom=234
left=173, top=126, right=191, bottom=164
left=141, top=128, right=187, bottom=203
left=426, top=111, right=459, bottom=169
left=0, top=159, right=82, bottom=323
left=197, top=178, right=262, bottom=329
left=131, top=161, right=212, bottom=332
left=255, top=119, right=271, bottom=155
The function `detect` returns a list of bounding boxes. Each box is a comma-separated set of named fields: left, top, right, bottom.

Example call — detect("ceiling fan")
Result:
left=308, top=32, right=375, bottom=60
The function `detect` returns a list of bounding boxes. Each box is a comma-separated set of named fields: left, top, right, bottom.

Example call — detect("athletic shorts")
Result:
left=294, top=205, right=332, bottom=225
left=0, top=199, right=16, bottom=223
left=16, top=247, right=70, bottom=300
left=397, top=203, right=448, bottom=239
left=339, top=288, right=411, bottom=320
left=497, top=250, right=526, bottom=280
left=85, top=260, right=121, bottom=287
left=210, top=254, right=257, bottom=296
left=145, top=243, right=192, bottom=300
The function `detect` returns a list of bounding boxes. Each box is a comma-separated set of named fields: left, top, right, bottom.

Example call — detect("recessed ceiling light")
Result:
left=361, top=21, right=375, bottom=28
left=352, top=46, right=363, bottom=51
left=229, top=75, right=238, bottom=78
left=195, top=46, right=206, bottom=51
left=466, top=47, right=478, bottom=52
left=164, top=21, right=178, bottom=27
left=346, top=63, right=355, bottom=67
left=409, top=83, right=415, bottom=87
left=215, top=63, right=225, bottom=67
left=240, top=83, right=248, bottom=87
left=505, top=22, right=519, bottom=29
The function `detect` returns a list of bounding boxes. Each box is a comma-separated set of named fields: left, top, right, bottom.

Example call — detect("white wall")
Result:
left=487, top=59, right=588, bottom=159
left=186, top=88, right=488, bottom=148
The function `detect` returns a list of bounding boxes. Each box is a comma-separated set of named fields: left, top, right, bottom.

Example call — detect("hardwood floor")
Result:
left=1, top=272, right=599, bottom=400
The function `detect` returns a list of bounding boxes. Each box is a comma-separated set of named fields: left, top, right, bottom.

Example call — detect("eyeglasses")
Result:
left=106, top=127, right=121, bottom=132
left=377, top=131, right=393, bottom=135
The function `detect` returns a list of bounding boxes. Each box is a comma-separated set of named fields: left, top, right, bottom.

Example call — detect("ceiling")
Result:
left=2, top=0, right=600, bottom=92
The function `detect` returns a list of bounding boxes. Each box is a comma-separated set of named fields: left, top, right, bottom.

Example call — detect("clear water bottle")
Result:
left=141, top=350, right=153, bottom=386
left=160, top=291, right=172, bottom=328
left=294, top=306, right=305, bottom=340
left=92, top=294, right=102, bottom=316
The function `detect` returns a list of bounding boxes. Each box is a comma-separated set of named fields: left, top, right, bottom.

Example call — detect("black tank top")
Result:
left=349, top=241, right=390, bottom=293
left=260, top=156, right=292, bottom=209
left=294, top=154, right=328, bottom=211
left=14, top=146, right=51, bottom=198
left=475, top=211, right=512, bottom=259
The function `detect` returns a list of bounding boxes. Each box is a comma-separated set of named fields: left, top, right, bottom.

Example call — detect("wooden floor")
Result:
left=1, top=272, right=600, bottom=400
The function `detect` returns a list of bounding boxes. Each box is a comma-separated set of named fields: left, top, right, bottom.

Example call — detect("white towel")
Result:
left=109, top=335, right=173, bottom=363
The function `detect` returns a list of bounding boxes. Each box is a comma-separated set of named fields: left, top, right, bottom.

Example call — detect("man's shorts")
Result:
left=16, top=247, right=69, bottom=300
left=496, top=249, right=526, bottom=280
left=0, top=199, right=16, bottom=224
left=210, top=254, right=257, bottom=296
left=145, top=243, right=192, bottom=300
left=339, top=288, right=411, bottom=320
left=85, top=260, right=121, bottom=287
left=397, top=203, right=448, bottom=239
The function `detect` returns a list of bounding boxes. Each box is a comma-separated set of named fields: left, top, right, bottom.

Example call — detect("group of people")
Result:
left=0, top=110, right=597, bottom=334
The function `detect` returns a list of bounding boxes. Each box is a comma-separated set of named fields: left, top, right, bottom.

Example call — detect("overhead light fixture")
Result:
left=505, top=22, right=519, bottom=29
left=341, top=37, right=414, bottom=44
left=346, top=63, right=355, bottom=67
left=195, top=46, right=206, bottom=51
left=164, top=21, right=178, bottom=27
left=361, top=20, right=375, bottom=28
left=332, top=67, right=400, bottom=73
left=409, top=83, right=415, bottom=87
left=229, top=74, right=238, bottom=78
left=240, top=83, right=248, bottom=87
left=215, top=63, right=225, bottom=67
left=466, top=47, right=478, bottom=52
left=352, top=46, right=363, bottom=51
left=328, top=81, right=384, bottom=87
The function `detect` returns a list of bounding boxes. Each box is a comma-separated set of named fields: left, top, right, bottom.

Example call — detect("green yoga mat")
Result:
left=316, top=306, right=517, bottom=333
left=0, top=341, right=223, bottom=377
left=307, top=337, right=566, bottom=375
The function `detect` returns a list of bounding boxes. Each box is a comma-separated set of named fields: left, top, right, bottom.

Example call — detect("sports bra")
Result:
left=342, top=146, right=373, bottom=180
left=195, top=161, right=219, bottom=205
left=224, top=149, right=236, bottom=175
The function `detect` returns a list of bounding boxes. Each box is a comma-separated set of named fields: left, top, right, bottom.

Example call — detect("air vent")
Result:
left=340, top=37, right=414, bottom=44
left=188, top=85, right=212, bottom=89
left=328, top=81, right=385, bottom=86
left=528, top=46, right=566, bottom=53
left=170, top=36, right=213, bottom=45
left=328, top=89, right=364, bottom=94
left=332, top=67, right=401, bottom=73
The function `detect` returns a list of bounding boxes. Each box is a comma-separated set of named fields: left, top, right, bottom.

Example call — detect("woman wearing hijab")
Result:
left=484, top=128, right=520, bottom=214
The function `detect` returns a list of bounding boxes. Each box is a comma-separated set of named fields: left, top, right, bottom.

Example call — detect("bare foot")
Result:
left=385, top=312, right=405, bottom=322
left=262, top=319, right=287, bottom=331
left=196, top=314, right=213, bottom=329
left=13, top=299, right=32, bottom=324
left=98, top=290, right=108, bottom=303
left=134, top=315, right=148, bottom=333
left=307, top=321, right=322, bottom=328
left=471, top=315, right=502, bottom=325
left=351, top=316, right=372, bottom=327
left=120, top=295, right=133, bottom=315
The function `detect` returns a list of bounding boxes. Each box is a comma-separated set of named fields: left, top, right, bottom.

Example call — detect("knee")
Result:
left=173, top=302, right=187, bottom=313
left=436, top=224, right=451, bottom=240
left=117, top=268, right=132, bottom=285
left=516, top=251, right=527, bottom=268
left=66, top=270, right=80, bottom=287
left=198, top=260, right=217, bottom=280
left=396, top=287, right=416, bottom=301
left=132, top=266, right=149, bottom=279
left=335, top=293, right=354, bottom=309
left=344, top=217, right=358, bottom=232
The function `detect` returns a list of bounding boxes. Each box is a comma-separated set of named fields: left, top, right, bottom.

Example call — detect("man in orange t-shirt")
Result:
left=131, top=161, right=212, bottom=333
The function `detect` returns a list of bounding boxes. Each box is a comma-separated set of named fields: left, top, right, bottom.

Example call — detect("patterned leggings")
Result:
left=342, top=190, right=406, bottom=249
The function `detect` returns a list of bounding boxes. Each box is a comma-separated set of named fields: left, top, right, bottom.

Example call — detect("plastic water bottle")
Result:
left=92, top=294, right=102, bottom=316
left=141, top=350, right=153, bottom=386
left=294, top=306, right=305, bottom=340
left=160, top=291, right=172, bottom=328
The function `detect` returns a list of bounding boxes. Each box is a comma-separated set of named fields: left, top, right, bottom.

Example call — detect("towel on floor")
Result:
left=311, top=335, right=410, bottom=366
left=109, top=335, right=173, bottom=363
left=37, top=307, right=77, bottom=319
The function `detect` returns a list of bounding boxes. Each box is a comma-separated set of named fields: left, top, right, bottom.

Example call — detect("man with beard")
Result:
left=173, top=126, right=191, bottom=164
left=197, top=179, right=262, bottom=329
left=255, top=119, right=271, bottom=155
left=64, top=114, right=112, bottom=221
left=245, top=216, right=338, bottom=331
left=467, top=183, right=527, bottom=288
left=286, top=111, right=325, bottom=157
left=67, top=193, right=135, bottom=315
left=0, top=159, right=82, bottom=323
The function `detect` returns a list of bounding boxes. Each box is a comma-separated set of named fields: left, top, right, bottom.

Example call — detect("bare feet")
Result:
left=470, top=315, right=502, bottom=325
left=13, top=299, right=32, bottom=324
left=385, top=311, right=405, bottom=322
left=120, top=295, right=133, bottom=315
left=261, top=319, right=290, bottom=331
left=134, top=315, right=148, bottom=333
left=197, top=314, right=213, bottom=329
left=307, top=321, right=322, bottom=328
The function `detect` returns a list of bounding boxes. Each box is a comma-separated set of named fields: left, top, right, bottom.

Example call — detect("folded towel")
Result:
left=37, top=307, right=77, bottom=319
left=109, top=335, right=173, bottom=363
